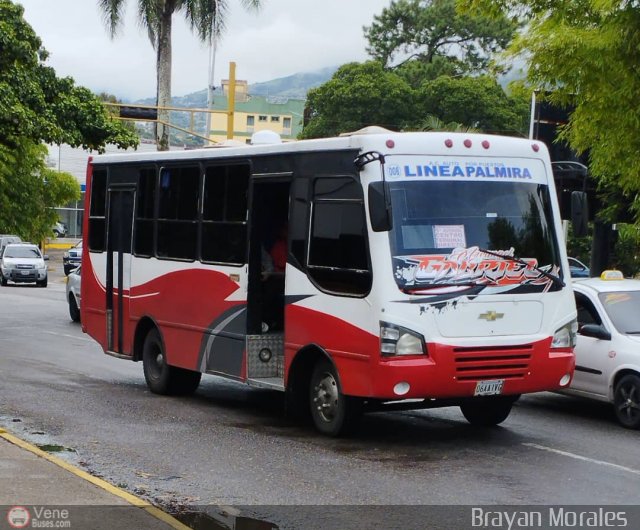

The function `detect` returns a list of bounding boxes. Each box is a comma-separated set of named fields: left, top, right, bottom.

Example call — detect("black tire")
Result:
left=0, top=275, right=7, bottom=286
left=36, top=277, right=47, bottom=288
left=64, top=265, right=72, bottom=276
left=460, top=396, right=514, bottom=427
left=68, top=294, right=80, bottom=322
left=309, top=358, right=361, bottom=436
left=142, top=329, right=201, bottom=396
left=614, top=374, right=640, bottom=429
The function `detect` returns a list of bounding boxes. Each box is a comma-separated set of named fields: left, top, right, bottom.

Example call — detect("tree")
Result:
left=0, top=1, right=134, bottom=240
left=0, top=139, right=81, bottom=242
left=300, top=63, right=528, bottom=139
left=461, top=0, right=640, bottom=214
left=0, top=1, right=138, bottom=152
left=99, top=0, right=262, bottom=151
left=300, top=62, right=415, bottom=139
left=416, top=75, right=529, bottom=135
left=365, top=0, right=518, bottom=83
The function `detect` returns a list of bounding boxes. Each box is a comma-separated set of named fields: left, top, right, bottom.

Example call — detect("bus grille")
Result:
left=453, top=344, right=532, bottom=381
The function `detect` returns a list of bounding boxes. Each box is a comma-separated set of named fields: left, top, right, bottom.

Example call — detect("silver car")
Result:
left=0, top=243, right=48, bottom=287
left=66, top=265, right=81, bottom=322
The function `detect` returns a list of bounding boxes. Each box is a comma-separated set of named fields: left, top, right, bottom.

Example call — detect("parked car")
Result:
left=66, top=265, right=81, bottom=322
left=52, top=222, right=67, bottom=238
left=0, top=234, right=22, bottom=256
left=568, top=257, right=590, bottom=278
left=567, top=270, right=640, bottom=428
left=63, top=241, right=82, bottom=275
left=0, top=243, right=48, bottom=287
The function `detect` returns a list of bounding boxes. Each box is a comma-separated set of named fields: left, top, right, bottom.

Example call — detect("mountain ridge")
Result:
left=133, top=65, right=337, bottom=107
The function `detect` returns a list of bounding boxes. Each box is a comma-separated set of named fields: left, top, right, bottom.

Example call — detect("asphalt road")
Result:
left=1, top=256, right=639, bottom=528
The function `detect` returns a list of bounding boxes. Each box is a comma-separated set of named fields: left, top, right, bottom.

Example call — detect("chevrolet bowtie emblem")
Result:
left=479, top=310, right=504, bottom=322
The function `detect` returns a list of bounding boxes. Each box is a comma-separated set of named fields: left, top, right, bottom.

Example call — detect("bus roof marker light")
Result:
left=444, top=139, right=453, bottom=148
left=464, top=139, right=472, bottom=148
left=482, top=140, right=490, bottom=149
left=532, top=143, right=540, bottom=152
left=386, top=139, right=395, bottom=149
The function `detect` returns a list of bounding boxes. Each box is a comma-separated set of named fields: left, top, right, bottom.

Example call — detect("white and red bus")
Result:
left=81, top=128, right=576, bottom=435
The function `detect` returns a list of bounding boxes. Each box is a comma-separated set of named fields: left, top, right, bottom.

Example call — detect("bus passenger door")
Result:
left=245, top=177, right=291, bottom=389
left=106, top=187, right=135, bottom=355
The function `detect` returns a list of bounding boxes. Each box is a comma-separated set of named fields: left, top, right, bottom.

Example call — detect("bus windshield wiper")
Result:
left=477, top=247, right=565, bottom=288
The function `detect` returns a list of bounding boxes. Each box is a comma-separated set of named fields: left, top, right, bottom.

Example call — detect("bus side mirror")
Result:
left=571, top=191, right=589, bottom=237
left=368, top=182, right=392, bottom=232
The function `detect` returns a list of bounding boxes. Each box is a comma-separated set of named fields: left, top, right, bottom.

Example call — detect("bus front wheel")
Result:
left=309, top=358, right=360, bottom=436
left=460, top=396, right=514, bottom=427
left=142, top=329, right=201, bottom=396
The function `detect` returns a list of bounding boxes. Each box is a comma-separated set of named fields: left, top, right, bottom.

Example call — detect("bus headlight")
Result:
left=551, top=319, right=578, bottom=349
left=380, top=322, right=426, bottom=356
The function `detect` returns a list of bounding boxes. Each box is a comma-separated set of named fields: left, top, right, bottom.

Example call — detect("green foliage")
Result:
left=565, top=222, right=592, bottom=267
left=0, top=139, right=80, bottom=241
left=0, top=1, right=138, bottom=152
left=461, top=0, right=640, bottom=220
left=612, top=224, right=640, bottom=278
left=416, top=75, right=529, bottom=135
left=365, top=0, right=518, bottom=78
left=0, top=0, right=130, bottom=240
left=301, top=64, right=529, bottom=138
left=300, top=62, right=415, bottom=139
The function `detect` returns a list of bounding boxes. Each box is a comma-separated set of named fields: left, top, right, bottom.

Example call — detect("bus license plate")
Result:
left=474, top=379, right=504, bottom=396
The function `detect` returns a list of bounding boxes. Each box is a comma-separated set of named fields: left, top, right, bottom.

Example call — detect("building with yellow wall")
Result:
left=209, top=80, right=305, bottom=143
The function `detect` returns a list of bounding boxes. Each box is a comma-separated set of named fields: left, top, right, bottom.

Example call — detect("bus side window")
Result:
left=307, top=177, right=372, bottom=296
left=201, top=164, right=249, bottom=265
left=88, top=169, right=107, bottom=252
left=156, top=165, right=199, bottom=261
left=134, top=167, right=156, bottom=257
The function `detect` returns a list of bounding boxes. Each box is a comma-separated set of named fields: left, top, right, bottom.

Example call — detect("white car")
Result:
left=0, top=243, right=48, bottom=287
left=568, top=271, right=640, bottom=428
left=66, top=265, right=81, bottom=322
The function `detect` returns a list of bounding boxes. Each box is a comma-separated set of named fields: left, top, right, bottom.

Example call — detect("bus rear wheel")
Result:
left=460, top=396, right=514, bottom=427
left=142, top=329, right=201, bottom=396
left=309, top=358, right=360, bottom=436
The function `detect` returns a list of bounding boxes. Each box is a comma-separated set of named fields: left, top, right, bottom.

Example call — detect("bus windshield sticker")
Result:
left=394, top=246, right=555, bottom=288
left=384, top=156, right=547, bottom=184
left=432, top=225, right=466, bottom=249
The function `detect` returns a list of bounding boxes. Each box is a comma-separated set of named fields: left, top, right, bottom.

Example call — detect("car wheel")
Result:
left=0, top=274, right=7, bottom=286
left=309, top=358, right=361, bottom=436
left=142, top=328, right=201, bottom=395
left=460, top=396, right=514, bottom=427
left=68, top=294, right=80, bottom=322
left=614, top=374, right=640, bottom=429
left=36, top=277, right=47, bottom=288
left=64, top=265, right=71, bottom=276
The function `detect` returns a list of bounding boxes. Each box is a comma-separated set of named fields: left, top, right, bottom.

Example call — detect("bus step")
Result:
left=246, top=377, right=285, bottom=391
left=246, top=333, right=284, bottom=379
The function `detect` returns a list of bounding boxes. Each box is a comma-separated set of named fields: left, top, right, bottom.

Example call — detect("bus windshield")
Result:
left=388, top=180, right=562, bottom=293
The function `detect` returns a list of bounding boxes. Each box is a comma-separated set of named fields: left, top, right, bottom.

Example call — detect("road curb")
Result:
left=0, top=428, right=190, bottom=530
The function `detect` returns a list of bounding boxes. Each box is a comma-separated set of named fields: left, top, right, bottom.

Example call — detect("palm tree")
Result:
left=99, top=0, right=261, bottom=150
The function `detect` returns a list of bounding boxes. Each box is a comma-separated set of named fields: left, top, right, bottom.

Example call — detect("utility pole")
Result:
left=205, top=33, right=217, bottom=146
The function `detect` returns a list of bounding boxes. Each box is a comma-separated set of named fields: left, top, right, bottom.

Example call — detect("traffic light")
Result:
left=119, top=106, right=158, bottom=121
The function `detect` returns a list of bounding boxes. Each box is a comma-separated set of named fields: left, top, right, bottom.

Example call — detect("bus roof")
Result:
left=91, top=130, right=549, bottom=166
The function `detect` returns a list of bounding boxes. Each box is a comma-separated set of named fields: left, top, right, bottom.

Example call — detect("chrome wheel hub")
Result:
left=313, top=372, right=339, bottom=422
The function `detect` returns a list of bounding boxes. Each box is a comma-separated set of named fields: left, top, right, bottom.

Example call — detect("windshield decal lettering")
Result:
left=401, top=163, right=532, bottom=180
left=394, top=246, right=554, bottom=288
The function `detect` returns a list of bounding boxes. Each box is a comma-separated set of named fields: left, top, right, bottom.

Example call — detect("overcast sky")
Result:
left=18, top=0, right=392, bottom=101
